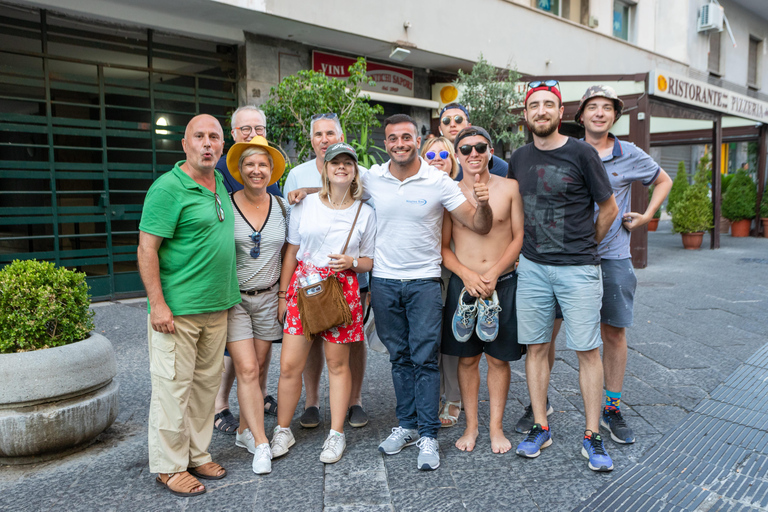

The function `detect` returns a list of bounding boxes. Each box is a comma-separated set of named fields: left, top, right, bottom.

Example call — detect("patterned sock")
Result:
left=605, top=390, right=621, bottom=412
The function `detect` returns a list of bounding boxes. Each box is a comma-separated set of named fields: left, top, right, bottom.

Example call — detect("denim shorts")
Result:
left=600, top=258, right=637, bottom=328
left=516, top=254, right=603, bottom=352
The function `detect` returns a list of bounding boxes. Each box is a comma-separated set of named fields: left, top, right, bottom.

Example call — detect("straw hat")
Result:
left=226, top=136, right=286, bottom=186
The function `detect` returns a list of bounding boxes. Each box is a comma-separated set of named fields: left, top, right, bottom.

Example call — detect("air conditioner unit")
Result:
left=698, top=2, right=724, bottom=32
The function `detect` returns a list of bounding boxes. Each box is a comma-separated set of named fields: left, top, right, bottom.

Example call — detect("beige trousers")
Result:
left=147, top=310, right=228, bottom=474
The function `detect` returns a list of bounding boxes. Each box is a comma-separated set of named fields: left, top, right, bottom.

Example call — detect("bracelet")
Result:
left=277, top=290, right=287, bottom=297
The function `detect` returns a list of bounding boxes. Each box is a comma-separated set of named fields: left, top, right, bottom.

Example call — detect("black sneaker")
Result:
left=600, top=408, right=635, bottom=444
left=515, top=399, right=554, bottom=434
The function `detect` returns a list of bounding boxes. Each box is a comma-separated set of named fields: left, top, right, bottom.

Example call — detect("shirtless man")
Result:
left=440, top=127, right=525, bottom=454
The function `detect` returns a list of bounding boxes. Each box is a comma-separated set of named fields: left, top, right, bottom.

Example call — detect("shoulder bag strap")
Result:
left=340, top=201, right=364, bottom=255
left=274, top=194, right=288, bottom=239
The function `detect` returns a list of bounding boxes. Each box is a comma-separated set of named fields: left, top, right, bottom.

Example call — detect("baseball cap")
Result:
left=324, top=142, right=358, bottom=163
left=454, top=126, right=492, bottom=150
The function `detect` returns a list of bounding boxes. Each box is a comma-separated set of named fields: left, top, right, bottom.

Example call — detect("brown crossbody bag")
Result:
left=297, top=202, right=364, bottom=341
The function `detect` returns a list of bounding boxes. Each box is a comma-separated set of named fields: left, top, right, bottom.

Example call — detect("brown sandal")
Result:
left=156, top=471, right=206, bottom=497
left=187, top=461, right=227, bottom=480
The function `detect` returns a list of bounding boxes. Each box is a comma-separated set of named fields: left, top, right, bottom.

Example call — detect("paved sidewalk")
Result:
left=1, top=221, right=767, bottom=511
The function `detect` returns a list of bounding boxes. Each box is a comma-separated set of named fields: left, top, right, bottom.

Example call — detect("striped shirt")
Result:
left=230, top=193, right=289, bottom=291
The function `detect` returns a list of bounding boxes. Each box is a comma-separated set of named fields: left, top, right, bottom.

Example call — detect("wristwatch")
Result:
left=352, top=258, right=358, bottom=268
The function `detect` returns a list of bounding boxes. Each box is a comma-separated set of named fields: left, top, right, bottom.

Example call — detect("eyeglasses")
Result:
left=311, top=112, right=339, bottom=121
left=250, top=231, right=261, bottom=259
left=234, top=125, right=266, bottom=136
left=527, top=80, right=560, bottom=91
left=425, top=150, right=450, bottom=160
left=214, top=193, right=225, bottom=222
left=441, top=115, right=465, bottom=126
left=458, top=143, right=488, bottom=156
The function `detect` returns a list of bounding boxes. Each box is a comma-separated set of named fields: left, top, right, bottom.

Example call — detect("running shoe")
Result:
left=514, top=399, right=554, bottom=434
left=378, top=426, right=420, bottom=455
left=451, top=288, right=477, bottom=342
left=600, top=408, right=636, bottom=444
left=416, top=437, right=440, bottom=470
left=582, top=431, right=614, bottom=472
left=252, top=443, right=272, bottom=475
left=476, top=290, right=501, bottom=342
left=515, top=424, right=552, bottom=458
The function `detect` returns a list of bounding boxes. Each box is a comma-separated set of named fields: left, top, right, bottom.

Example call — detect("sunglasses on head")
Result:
left=441, top=115, right=464, bottom=126
left=425, top=150, right=450, bottom=160
left=250, top=231, right=261, bottom=259
left=214, top=193, right=225, bottom=222
left=527, top=79, right=560, bottom=91
left=311, top=112, right=338, bottom=121
left=458, top=142, right=488, bottom=156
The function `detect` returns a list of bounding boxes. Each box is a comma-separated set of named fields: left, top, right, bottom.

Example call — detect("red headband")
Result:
left=525, top=85, right=562, bottom=106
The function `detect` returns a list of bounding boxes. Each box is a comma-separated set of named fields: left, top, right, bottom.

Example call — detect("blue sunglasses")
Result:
left=250, top=231, right=261, bottom=259
left=425, top=150, right=450, bottom=160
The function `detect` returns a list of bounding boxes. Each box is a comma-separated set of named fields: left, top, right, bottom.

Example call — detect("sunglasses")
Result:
left=311, top=112, right=339, bottom=121
left=235, top=125, right=266, bottom=136
left=214, top=193, right=225, bottom=222
left=527, top=79, right=560, bottom=91
left=458, top=142, right=488, bottom=156
left=425, top=150, right=450, bottom=160
left=441, top=115, right=464, bottom=126
left=250, top=231, right=261, bottom=259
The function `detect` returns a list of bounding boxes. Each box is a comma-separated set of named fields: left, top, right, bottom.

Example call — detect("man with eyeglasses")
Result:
left=283, top=112, right=371, bottom=431
left=508, top=81, right=619, bottom=472
left=138, top=114, right=241, bottom=496
left=438, top=103, right=508, bottom=179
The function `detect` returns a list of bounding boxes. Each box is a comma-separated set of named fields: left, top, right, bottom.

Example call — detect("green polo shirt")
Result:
left=139, top=161, right=240, bottom=315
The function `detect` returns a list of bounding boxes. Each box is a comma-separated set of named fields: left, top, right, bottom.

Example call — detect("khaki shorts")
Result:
left=227, top=285, right=283, bottom=343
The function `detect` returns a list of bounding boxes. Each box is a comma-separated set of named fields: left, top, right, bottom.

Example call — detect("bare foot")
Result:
left=440, top=403, right=461, bottom=427
left=490, top=428, right=511, bottom=454
left=455, top=428, right=478, bottom=451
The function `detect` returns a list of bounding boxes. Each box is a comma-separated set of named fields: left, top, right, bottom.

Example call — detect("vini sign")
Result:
left=650, top=69, right=768, bottom=123
left=313, top=50, right=414, bottom=98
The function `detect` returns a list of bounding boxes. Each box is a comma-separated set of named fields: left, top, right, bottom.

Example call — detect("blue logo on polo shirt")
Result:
left=406, top=199, right=427, bottom=206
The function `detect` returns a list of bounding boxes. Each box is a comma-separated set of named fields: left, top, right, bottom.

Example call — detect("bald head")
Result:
left=182, top=114, right=224, bottom=174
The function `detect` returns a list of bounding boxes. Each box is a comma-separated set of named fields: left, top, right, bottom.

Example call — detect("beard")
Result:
left=389, top=147, right=418, bottom=167
left=527, top=117, right=559, bottom=138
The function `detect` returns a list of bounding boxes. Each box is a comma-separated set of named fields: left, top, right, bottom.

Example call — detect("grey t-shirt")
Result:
left=596, top=137, right=660, bottom=260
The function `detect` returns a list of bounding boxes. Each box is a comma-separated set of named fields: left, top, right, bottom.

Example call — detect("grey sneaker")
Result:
left=476, top=290, right=501, bottom=342
left=319, top=430, right=346, bottom=464
left=235, top=428, right=256, bottom=454
left=416, top=437, right=440, bottom=470
left=270, top=425, right=295, bottom=458
left=252, top=442, right=272, bottom=475
left=451, top=288, right=477, bottom=342
left=378, top=426, right=420, bottom=455
left=515, top=399, right=554, bottom=434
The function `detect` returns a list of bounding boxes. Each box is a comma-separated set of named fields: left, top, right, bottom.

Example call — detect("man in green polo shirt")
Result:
left=138, top=114, right=240, bottom=497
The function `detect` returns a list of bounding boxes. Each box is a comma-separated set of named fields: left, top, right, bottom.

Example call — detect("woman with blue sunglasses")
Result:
left=224, top=136, right=289, bottom=475
left=421, top=136, right=459, bottom=179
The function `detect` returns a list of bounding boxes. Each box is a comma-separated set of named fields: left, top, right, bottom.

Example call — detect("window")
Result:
left=535, top=0, right=560, bottom=16
left=613, top=0, right=633, bottom=41
left=533, top=0, right=588, bottom=24
left=708, top=30, right=722, bottom=76
left=747, top=36, right=761, bottom=89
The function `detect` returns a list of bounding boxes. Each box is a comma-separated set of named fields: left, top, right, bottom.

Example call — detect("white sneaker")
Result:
left=252, top=442, right=272, bottom=474
left=319, top=430, right=346, bottom=464
left=270, top=425, right=295, bottom=458
left=235, top=428, right=256, bottom=454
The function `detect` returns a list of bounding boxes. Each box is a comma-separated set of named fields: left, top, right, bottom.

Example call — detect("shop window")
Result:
left=613, top=0, right=633, bottom=41
left=708, top=30, right=722, bottom=76
left=747, top=36, right=761, bottom=89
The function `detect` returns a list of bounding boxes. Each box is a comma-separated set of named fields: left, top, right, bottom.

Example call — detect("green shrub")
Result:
left=667, top=161, right=689, bottom=216
left=722, top=170, right=757, bottom=221
left=0, top=260, right=94, bottom=353
left=721, top=173, right=734, bottom=195
left=671, top=186, right=713, bottom=234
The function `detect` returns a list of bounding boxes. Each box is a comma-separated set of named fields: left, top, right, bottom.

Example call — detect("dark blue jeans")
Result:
left=371, top=277, right=442, bottom=438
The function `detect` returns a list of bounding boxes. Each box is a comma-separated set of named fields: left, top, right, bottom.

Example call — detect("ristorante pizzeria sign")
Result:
left=650, top=69, right=768, bottom=123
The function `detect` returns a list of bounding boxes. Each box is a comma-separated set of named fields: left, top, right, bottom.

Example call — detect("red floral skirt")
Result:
left=283, top=261, right=363, bottom=344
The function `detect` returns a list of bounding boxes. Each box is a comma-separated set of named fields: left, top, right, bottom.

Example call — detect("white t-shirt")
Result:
left=282, top=158, right=322, bottom=197
left=287, top=194, right=376, bottom=269
left=362, top=158, right=466, bottom=279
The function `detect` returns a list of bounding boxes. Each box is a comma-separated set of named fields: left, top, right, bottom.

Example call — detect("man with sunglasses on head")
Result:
left=440, top=126, right=525, bottom=455
left=213, top=105, right=283, bottom=436
left=138, top=114, right=241, bottom=496
left=283, top=112, right=371, bottom=432
left=438, top=103, right=508, bottom=179
left=508, top=80, right=619, bottom=472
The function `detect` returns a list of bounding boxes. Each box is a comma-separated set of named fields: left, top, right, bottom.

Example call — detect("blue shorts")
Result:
left=516, top=254, right=603, bottom=352
left=600, top=258, right=637, bottom=328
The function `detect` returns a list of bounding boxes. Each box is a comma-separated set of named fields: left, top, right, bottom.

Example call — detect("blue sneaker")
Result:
left=451, top=288, right=477, bottom=342
left=515, top=424, right=552, bottom=458
left=581, top=432, right=614, bottom=472
left=476, top=290, right=501, bottom=342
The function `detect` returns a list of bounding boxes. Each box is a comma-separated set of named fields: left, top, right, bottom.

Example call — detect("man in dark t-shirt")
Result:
left=507, top=81, right=618, bottom=472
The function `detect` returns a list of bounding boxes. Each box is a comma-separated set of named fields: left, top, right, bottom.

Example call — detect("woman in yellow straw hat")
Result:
left=224, top=136, right=288, bottom=475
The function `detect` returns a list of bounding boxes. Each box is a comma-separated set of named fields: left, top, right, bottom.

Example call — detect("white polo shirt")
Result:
left=362, top=158, right=466, bottom=279
left=282, top=158, right=321, bottom=197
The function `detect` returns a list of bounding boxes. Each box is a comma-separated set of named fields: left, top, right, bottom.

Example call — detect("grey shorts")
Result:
left=227, top=284, right=283, bottom=343
left=600, top=258, right=637, bottom=328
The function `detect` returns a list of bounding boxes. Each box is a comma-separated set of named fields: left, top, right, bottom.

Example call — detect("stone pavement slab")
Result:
left=1, top=221, right=767, bottom=511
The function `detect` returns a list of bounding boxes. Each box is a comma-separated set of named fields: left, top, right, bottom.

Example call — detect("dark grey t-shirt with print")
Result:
left=507, top=137, right=613, bottom=266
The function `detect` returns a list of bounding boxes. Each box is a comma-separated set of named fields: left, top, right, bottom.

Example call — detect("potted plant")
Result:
left=647, top=185, right=661, bottom=232
left=721, top=170, right=757, bottom=237
left=671, top=185, right=713, bottom=250
left=0, top=260, right=118, bottom=464
left=667, top=161, right=689, bottom=217
left=719, top=173, right=735, bottom=233
left=760, top=189, right=768, bottom=238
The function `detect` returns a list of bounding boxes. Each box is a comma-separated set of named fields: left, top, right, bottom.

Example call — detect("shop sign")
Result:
left=650, top=69, right=768, bottom=123
left=312, top=50, right=414, bottom=98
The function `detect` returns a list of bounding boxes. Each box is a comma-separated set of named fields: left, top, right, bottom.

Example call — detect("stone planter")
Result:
left=0, top=333, right=119, bottom=464
left=731, top=219, right=751, bottom=237
left=681, top=231, right=704, bottom=250
left=647, top=218, right=659, bottom=232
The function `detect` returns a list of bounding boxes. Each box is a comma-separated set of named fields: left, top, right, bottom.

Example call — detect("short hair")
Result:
left=238, top=147, right=273, bottom=171
left=310, top=115, right=343, bottom=139
left=231, top=105, right=266, bottom=130
left=420, top=137, right=459, bottom=179
left=320, top=159, right=363, bottom=201
left=383, top=113, right=419, bottom=134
